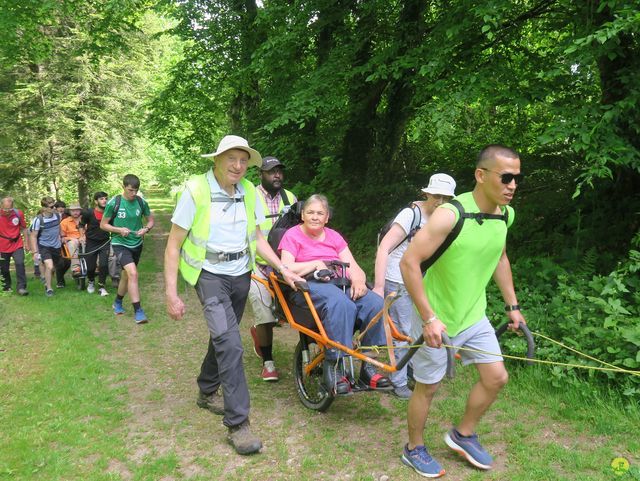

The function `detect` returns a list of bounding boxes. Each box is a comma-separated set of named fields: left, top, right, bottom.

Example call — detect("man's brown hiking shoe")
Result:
left=227, top=420, right=262, bottom=455
left=196, top=390, right=224, bottom=415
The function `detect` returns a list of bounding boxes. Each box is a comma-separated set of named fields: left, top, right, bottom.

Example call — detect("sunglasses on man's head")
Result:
left=481, top=168, right=524, bottom=185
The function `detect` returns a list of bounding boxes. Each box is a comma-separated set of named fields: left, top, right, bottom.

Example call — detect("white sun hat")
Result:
left=421, top=173, right=456, bottom=197
left=201, top=135, right=262, bottom=168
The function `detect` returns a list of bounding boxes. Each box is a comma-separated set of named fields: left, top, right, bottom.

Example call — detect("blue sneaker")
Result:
left=444, top=428, right=493, bottom=470
left=113, top=299, right=125, bottom=315
left=134, top=308, right=148, bottom=324
left=401, top=444, right=445, bottom=478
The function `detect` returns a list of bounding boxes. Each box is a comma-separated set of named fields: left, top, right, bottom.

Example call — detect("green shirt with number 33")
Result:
left=103, top=196, right=151, bottom=248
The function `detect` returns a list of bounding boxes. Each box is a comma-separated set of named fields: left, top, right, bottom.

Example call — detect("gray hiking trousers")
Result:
left=195, top=270, right=251, bottom=428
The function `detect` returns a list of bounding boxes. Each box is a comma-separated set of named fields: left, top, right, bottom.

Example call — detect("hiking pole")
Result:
left=395, top=332, right=456, bottom=379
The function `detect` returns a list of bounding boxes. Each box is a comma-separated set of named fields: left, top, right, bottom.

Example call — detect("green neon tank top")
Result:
left=422, top=191, right=515, bottom=336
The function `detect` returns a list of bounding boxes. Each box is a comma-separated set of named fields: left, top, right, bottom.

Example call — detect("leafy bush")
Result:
left=489, top=244, right=640, bottom=401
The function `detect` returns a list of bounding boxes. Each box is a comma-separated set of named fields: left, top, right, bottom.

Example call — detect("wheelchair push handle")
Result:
left=395, top=332, right=456, bottom=379
left=494, top=321, right=535, bottom=365
left=326, top=260, right=350, bottom=269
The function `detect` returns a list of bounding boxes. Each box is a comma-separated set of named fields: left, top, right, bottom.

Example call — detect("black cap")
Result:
left=261, top=156, right=285, bottom=171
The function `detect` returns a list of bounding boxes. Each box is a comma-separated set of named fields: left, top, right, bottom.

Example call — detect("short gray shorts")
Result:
left=410, top=313, right=503, bottom=385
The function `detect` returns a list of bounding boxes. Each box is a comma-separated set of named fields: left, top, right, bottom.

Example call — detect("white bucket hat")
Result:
left=421, top=173, right=456, bottom=197
left=201, top=135, right=262, bottom=168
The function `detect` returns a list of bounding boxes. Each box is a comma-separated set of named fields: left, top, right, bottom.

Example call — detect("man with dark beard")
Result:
left=247, top=157, right=297, bottom=382
left=80, top=191, right=111, bottom=296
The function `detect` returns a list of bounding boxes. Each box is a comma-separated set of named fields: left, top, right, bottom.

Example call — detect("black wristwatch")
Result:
left=504, top=304, right=521, bottom=312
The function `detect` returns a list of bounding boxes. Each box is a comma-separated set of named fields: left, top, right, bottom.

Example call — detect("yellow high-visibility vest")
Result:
left=255, top=187, right=295, bottom=265
left=178, top=174, right=257, bottom=286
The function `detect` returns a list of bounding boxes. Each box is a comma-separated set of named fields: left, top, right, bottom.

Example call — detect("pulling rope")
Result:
left=440, top=342, right=640, bottom=377
left=358, top=331, right=640, bottom=377
left=78, top=239, right=112, bottom=256
left=530, top=331, right=623, bottom=372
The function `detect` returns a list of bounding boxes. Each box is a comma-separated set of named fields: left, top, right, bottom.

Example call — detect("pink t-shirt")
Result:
left=278, top=225, right=348, bottom=262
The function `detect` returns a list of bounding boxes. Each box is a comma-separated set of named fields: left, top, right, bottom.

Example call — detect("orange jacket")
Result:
left=60, top=216, right=82, bottom=240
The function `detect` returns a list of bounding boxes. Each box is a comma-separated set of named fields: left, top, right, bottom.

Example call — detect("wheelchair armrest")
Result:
left=313, top=269, right=334, bottom=280
left=326, top=259, right=350, bottom=269
left=294, top=280, right=310, bottom=292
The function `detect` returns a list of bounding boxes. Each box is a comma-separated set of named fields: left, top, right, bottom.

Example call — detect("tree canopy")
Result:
left=148, top=0, right=640, bottom=265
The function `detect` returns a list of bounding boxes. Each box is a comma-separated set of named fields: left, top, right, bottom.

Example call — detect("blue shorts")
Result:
left=410, top=314, right=503, bottom=385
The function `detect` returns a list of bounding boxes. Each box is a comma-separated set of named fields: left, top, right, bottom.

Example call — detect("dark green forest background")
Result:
left=1, top=0, right=638, bottom=400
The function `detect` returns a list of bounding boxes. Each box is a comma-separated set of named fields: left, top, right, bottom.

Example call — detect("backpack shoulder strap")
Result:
left=280, top=189, right=291, bottom=207
left=410, top=202, right=422, bottom=231
left=388, top=203, right=421, bottom=252
left=135, top=195, right=145, bottom=213
left=420, top=199, right=465, bottom=272
left=109, top=195, right=122, bottom=225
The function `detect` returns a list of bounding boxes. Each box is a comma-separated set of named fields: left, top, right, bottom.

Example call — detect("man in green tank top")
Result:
left=399, top=145, right=527, bottom=478
left=101, top=174, right=154, bottom=324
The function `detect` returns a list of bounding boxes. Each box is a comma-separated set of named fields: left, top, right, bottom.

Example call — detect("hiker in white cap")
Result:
left=373, top=173, right=456, bottom=399
left=164, top=135, right=303, bottom=456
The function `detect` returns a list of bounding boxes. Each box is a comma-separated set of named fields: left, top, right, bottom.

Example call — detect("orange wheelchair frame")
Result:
left=252, top=270, right=419, bottom=411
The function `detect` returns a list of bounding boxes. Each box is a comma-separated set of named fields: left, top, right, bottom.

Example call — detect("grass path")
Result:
left=1, top=196, right=638, bottom=481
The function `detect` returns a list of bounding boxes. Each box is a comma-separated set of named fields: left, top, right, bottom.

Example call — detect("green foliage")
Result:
left=489, top=243, right=640, bottom=399
left=0, top=6, right=183, bottom=209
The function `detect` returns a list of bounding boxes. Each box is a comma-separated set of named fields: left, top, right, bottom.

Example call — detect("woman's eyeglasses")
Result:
left=481, top=168, right=524, bottom=185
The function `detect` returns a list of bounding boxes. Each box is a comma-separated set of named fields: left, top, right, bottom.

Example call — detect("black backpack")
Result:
left=377, top=203, right=422, bottom=252
left=420, top=199, right=510, bottom=273
left=109, top=195, right=145, bottom=225
left=267, top=200, right=305, bottom=252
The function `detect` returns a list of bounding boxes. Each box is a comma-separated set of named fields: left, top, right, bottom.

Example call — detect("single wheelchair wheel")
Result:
left=293, top=338, right=335, bottom=412
left=495, top=322, right=535, bottom=365
left=77, top=276, right=86, bottom=291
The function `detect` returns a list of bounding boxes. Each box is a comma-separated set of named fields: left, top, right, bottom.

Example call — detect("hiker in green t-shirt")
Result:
left=399, top=145, right=527, bottom=478
left=100, top=174, right=155, bottom=324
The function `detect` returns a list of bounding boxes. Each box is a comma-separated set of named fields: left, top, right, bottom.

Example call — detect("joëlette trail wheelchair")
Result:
left=252, top=261, right=421, bottom=412
left=255, top=201, right=535, bottom=412
left=60, top=241, right=88, bottom=290
left=251, top=264, right=535, bottom=412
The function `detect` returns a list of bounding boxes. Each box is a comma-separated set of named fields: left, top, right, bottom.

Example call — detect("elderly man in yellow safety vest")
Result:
left=248, top=156, right=297, bottom=383
left=164, top=135, right=302, bottom=456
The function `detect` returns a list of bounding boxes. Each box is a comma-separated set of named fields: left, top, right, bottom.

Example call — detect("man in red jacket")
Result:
left=0, top=196, right=30, bottom=296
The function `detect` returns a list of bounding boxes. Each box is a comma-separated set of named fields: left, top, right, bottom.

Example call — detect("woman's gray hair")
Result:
left=303, top=194, right=330, bottom=214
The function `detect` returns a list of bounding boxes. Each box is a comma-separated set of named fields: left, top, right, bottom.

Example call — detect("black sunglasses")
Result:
left=481, top=168, right=524, bottom=185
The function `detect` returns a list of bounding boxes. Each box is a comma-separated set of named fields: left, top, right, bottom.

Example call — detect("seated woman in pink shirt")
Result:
left=278, top=194, right=391, bottom=395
